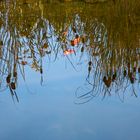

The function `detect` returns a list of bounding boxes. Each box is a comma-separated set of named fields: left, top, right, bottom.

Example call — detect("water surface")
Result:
left=0, top=0, right=140, bottom=140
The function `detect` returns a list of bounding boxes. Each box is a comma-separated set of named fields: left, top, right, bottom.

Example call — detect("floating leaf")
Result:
left=71, top=37, right=80, bottom=46
left=6, top=74, right=11, bottom=84
left=62, top=30, right=68, bottom=36
left=42, top=43, right=48, bottom=49
left=10, top=82, right=16, bottom=90
left=64, top=49, right=75, bottom=55
left=13, top=72, right=17, bottom=77
left=21, top=61, right=27, bottom=65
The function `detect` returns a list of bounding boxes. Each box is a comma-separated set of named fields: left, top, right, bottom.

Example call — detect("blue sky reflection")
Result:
left=0, top=55, right=140, bottom=140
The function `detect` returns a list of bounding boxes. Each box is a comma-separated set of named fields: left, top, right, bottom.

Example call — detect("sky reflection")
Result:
left=0, top=0, right=140, bottom=140
left=0, top=55, right=140, bottom=140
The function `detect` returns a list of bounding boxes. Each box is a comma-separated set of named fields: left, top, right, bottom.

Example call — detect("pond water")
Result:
left=0, top=0, right=140, bottom=140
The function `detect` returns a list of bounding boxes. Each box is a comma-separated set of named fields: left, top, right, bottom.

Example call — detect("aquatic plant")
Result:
left=0, top=0, right=139, bottom=103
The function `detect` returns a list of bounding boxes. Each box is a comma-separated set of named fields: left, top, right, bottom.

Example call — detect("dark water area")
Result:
left=0, top=0, right=140, bottom=140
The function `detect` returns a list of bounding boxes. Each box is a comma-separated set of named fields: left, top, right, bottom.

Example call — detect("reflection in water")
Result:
left=0, top=0, right=140, bottom=103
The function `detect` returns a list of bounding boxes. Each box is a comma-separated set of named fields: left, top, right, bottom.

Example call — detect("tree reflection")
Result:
left=0, top=0, right=140, bottom=102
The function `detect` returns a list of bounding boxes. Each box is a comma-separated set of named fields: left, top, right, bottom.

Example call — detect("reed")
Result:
left=0, top=0, right=139, bottom=102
